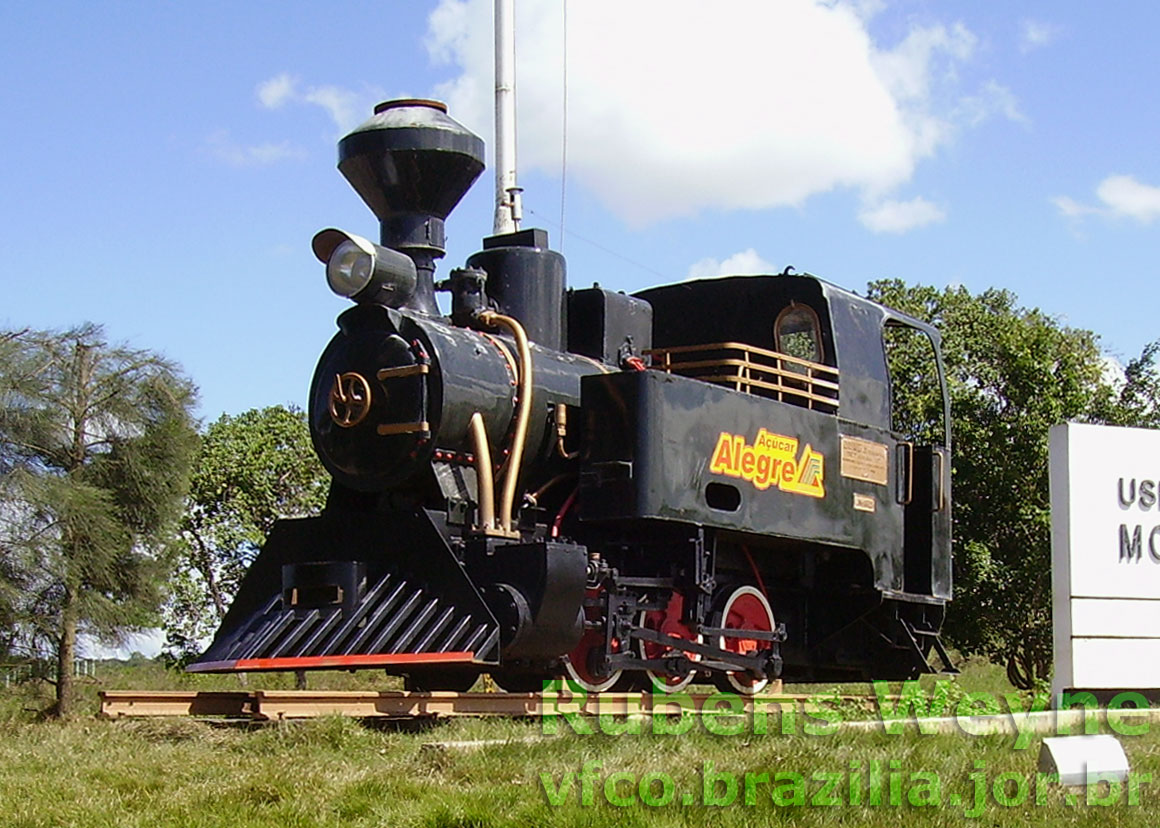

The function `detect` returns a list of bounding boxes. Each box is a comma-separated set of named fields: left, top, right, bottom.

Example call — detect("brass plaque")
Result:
left=853, top=493, right=877, bottom=513
left=840, top=436, right=889, bottom=486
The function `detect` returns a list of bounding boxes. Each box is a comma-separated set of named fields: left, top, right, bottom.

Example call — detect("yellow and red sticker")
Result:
left=709, top=428, right=825, bottom=498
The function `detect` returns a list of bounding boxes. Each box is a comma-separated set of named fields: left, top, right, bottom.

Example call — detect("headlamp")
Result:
left=311, top=228, right=418, bottom=306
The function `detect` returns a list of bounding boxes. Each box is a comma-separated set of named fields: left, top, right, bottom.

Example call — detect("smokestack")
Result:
left=337, top=99, right=485, bottom=315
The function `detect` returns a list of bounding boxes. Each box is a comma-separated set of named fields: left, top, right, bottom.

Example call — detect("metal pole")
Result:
left=493, top=0, right=520, bottom=235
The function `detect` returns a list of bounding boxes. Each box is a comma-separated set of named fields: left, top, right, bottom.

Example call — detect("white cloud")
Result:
left=1019, top=20, right=1062, bottom=53
left=858, top=197, right=946, bottom=233
left=426, top=0, right=1008, bottom=226
left=872, top=22, right=976, bottom=103
left=80, top=629, right=165, bottom=660
left=1100, top=354, right=1127, bottom=393
left=255, top=74, right=380, bottom=132
left=1051, top=195, right=1097, bottom=219
left=1096, top=175, right=1160, bottom=223
left=686, top=248, right=775, bottom=280
left=302, top=86, right=365, bottom=133
left=1053, top=175, right=1160, bottom=224
left=956, top=80, right=1026, bottom=127
left=257, top=73, right=297, bottom=109
left=842, top=0, right=886, bottom=22
left=203, top=130, right=306, bottom=167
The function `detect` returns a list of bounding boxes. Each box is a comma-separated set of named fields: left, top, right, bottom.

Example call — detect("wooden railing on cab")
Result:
left=645, top=342, right=839, bottom=413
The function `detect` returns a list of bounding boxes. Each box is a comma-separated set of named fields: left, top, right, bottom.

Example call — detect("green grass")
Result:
left=1, top=658, right=1157, bottom=827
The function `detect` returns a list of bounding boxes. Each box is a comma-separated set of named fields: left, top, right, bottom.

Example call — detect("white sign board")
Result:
left=1050, top=422, right=1160, bottom=694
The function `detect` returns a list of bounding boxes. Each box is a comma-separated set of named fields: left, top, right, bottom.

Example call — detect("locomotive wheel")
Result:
left=713, top=585, right=775, bottom=696
left=561, top=586, right=625, bottom=693
left=562, top=634, right=624, bottom=692
left=637, top=592, right=701, bottom=693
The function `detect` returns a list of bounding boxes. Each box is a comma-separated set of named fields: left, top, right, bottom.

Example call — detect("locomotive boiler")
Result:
left=190, top=99, right=955, bottom=693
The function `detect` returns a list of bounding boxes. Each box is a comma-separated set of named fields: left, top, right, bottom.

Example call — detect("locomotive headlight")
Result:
left=312, top=228, right=418, bottom=306
left=328, top=238, right=376, bottom=297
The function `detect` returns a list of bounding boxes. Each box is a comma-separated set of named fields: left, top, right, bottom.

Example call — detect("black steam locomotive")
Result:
left=190, top=99, right=955, bottom=693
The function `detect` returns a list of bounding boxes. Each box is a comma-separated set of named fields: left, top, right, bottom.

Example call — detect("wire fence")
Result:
left=0, top=659, right=97, bottom=688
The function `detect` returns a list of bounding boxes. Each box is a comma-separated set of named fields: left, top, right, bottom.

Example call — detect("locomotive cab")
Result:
left=613, top=273, right=953, bottom=679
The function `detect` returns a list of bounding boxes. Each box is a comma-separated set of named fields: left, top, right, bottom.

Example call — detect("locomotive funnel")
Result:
left=338, top=99, right=485, bottom=315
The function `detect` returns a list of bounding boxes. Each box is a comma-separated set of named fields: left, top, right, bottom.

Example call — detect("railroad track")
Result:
left=98, top=683, right=892, bottom=721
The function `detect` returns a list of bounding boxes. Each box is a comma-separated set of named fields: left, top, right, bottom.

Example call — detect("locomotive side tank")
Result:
left=191, top=98, right=955, bottom=692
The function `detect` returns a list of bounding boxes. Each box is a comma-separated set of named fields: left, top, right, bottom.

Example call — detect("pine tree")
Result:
left=0, top=324, right=197, bottom=715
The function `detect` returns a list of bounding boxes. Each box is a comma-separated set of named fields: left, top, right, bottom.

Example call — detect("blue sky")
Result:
left=3, top=0, right=1159, bottom=423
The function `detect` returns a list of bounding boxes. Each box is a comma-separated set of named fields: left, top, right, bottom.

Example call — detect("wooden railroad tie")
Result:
left=94, top=682, right=913, bottom=723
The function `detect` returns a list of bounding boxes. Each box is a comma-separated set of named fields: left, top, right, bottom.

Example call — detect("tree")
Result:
left=1092, top=341, right=1160, bottom=429
left=163, top=406, right=327, bottom=662
left=0, top=324, right=197, bottom=715
left=867, top=280, right=1159, bottom=688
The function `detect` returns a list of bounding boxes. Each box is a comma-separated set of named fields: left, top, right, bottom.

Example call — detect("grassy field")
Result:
left=2, top=659, right=1158, bottom=827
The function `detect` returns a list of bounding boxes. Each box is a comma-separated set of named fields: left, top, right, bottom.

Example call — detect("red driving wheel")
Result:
left=637, top=591, right=701, bottom=693
left=562, top=586, right=624, bottom=692
left=715, top=585, right=775, bottom=695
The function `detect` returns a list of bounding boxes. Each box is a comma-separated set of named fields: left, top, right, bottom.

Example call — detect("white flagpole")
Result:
left=493, top=0, right=521, bottom=235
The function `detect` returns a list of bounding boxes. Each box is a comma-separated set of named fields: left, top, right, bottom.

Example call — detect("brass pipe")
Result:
left=478, top=311, right=532, bottom=534
left=468, top=412, right=496, bottom=532
left=555, top=402, right=579, bottom=460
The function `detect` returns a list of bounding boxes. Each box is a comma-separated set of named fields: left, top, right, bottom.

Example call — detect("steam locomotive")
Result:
left=190, top=99, right=955, bottom=693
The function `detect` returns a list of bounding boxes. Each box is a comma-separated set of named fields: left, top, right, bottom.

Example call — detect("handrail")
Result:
left=645, top=341, right=839, bottom=411
left=646, top=340, right=838, bottom=377
left=656, top=358, right=840, bottom=392
left=693, top=375, right=840, bottom=407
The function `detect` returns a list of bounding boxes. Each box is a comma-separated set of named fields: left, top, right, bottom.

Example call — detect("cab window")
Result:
left=774, top=302, right=823, bottom=365
left=883, top=321, right=947, bottom=446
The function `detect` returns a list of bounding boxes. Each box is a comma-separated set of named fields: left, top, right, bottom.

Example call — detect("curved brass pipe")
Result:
left=468, top=412, right=496, bottom=532
left=478, top=311, right=532, bottom=534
